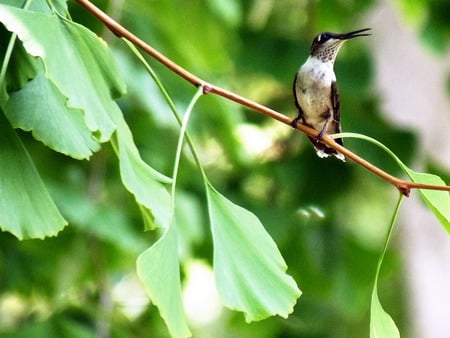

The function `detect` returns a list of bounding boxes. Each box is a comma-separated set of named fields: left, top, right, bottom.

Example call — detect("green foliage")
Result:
left=110, top=107, right=172, bottom=229
left=371, top=284, right=401, bottom=338
left=137, top=224, right=191, bottom=338
left=206, top=181, right=301, bottom=321
left=0, top=4, right=126, bottom=146
left=0, top=1, right=449, bottom=338
left=5, top=72, right=101, bottom=159
left=0, top=112, right=66, bottom=239
left=338, top=132, right=450, bottom=232
left=406, top=170, right=450, bottom=232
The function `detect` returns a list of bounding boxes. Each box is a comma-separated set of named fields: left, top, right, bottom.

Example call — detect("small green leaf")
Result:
left=405, top=169, right=450, bottom=233
left=206, top=182, right=301, bottom=322
left=370, top=285, right=400, bottom=338
left=4, top=71, right=100, bottom=159
left=110, top=109, right=172, bottom=229
left=0, top=112, right=67, bottom=239
left=137, top=224, right=191, bottom=338
left=335, top=132, right=450, bottom=233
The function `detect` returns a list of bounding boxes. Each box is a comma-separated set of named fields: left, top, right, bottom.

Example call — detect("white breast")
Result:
left=294, top=56, right=336, bottom=127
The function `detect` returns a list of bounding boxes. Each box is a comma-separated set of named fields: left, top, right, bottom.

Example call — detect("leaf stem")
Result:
left=333, top=133, right=450, bottom=195
left=121, top=39, right=204, bottom=170
left=74, top=0, right=450, bottom=197
left=370, top=192, right=403, bottom=338
left=375, top=192, right=403, bottom=281
left=170, top=86, right=204, bottom=213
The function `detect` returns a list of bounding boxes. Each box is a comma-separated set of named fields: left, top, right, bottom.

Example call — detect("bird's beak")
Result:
left=336, top=28, right=371, bottom=40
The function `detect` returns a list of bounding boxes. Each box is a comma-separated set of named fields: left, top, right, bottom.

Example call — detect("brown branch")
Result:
left=75, top=0, right=450, bottom=197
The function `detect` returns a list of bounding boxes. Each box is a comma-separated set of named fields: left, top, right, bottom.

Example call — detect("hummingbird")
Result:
left=291, top=28, right=371, bottom=161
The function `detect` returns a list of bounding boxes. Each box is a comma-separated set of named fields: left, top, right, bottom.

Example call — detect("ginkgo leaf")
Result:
left=335, top=132, right=450, bottom=233
left=206, top=181, right=301, bottom=322
left=405, top=169, right=450, bottom=233
left=4, top=72, right=100, bottom=159
left=0, top=112, right=67, bottom=239
left=370, top=282, right=400, bottom=338
left=137, top=224, right=191, bottom=338
left=110, top=108, right=172, bottom=229
left=0, top=4, right=127, bottom=143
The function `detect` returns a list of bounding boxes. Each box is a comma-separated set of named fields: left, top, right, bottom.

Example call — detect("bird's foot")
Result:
left=313, top=120, right=330, bottom=142
left=314, top=128, right=326, bottom=142
left=290, top=117, right=301, bottom=128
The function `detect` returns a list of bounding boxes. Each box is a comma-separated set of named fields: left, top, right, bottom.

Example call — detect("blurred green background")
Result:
left=1, top=0, right=449, bottom=337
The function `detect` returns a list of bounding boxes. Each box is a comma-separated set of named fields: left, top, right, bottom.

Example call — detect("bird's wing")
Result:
left=331, top=80, right=340, bottom=127
left=330, top=80, right=344, bottom=146
left=293, top=72, right=304, bottom=117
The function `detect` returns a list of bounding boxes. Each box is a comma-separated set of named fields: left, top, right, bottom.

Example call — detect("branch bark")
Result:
left=75, top=0, right=450, bottom=197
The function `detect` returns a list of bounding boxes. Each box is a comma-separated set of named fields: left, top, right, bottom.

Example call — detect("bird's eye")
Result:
left=318, top=33, right=330, bottom=43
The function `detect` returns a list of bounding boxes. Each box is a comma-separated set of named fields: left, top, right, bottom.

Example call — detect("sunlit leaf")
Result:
left=336, top=132, right=450, bottom=233
left=4, top=72, right=100, bottom=159
left=370, top=284, right=400, bottom=338
left=0, top=112, right=67, bottom=239
left=137, top=224, right=191, bottom=338
left=405, top=169, right=450, bottom=233
left=0, top=4, right=126, bottom=142
left=206, top=181, right=301, bottom=322
left=110, top=109, right=172, bottom=229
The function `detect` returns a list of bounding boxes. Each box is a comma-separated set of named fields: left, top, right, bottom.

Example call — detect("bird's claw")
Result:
left=290, top=117, right=301, bottom=128
left=314, top=128, right=326, bottom=142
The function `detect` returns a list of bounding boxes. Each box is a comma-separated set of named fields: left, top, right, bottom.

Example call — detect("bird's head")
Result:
left=310, top=28, right=371, bottom=63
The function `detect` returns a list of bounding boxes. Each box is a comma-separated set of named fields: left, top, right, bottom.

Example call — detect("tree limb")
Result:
left=75, top=0, right=450, bottom=197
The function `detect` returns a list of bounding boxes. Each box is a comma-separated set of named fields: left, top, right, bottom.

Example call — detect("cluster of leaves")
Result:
left=0, top=0, right=449, bottom=337
left=0, top=1, right=299, bottom=337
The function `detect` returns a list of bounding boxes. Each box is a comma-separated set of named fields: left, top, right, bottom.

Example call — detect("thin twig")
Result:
left=75, top=0, right=450, bottom=197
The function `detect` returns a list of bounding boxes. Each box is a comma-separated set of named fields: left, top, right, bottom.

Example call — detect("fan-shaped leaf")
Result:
left=0, top=113, right=67, bottom=239
left=137, top=225, right=191, bottom=337
left=0, top=5, right=126, bottom=143
left=206, top=182, right=301, bottom=321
